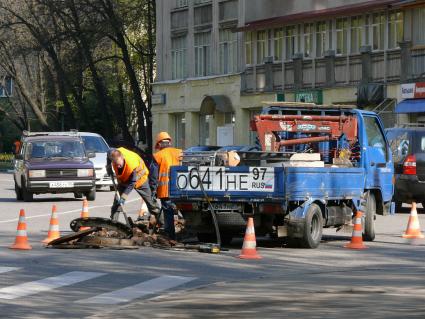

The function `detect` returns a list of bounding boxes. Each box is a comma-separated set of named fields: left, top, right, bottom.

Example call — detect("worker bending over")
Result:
left=154, top=132, right=182, bottom=240
left=108, top=147, right=160, bottom=224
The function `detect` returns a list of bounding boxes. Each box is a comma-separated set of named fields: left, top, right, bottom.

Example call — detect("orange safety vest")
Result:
left=112, top=147, right=149, bottom=189
left=154, top=147, right=182, bottom=199
left=14, top=140, right=21, bottom=154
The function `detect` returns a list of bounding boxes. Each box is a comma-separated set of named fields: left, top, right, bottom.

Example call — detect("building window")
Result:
left=285, top=26, right=296, bottom=60
left=219, top=0, right=238, bottom=21
left=371, top=13, right=385, bottom=51
left=194, top=4, right=212, bottom=26
left=194, top=32, right=212, bottom=77
left=303, top=23, right=313, bottom=58
left=257, top=31, right=267, bottom=64
left=350, top=16, right=364, bottom=54
left=388, top=11, right=403, bottom=49
left=413, top=7, right=425, bottom=44
left=199, top=114, right=212, bottom=145
left=219, top=29, right=237, bottom=74
left=176, top=0, right=188, bottom=8
left=171, top=10, right=188, bottom=30
left=336, top=18, right=348, bottom=55
left=0, top=77, right=13, bottom=97
left=316, top=21, right=327, bottom=57
left=273, top=28, right=283, bottom=61
left=171, top=36, right=187, bottom=79
left=245, top=32, right=253, bottom=65
left=174, top=114, right=186, bottom=149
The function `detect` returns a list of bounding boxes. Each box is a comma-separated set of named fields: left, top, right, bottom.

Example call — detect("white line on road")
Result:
left=79, top=275, right=197, bottom=305
left=0, top=271, right=105, bottom=300
left=0, top=198, right=139, bottom=224
left=0, top=267, right=20, bottom=274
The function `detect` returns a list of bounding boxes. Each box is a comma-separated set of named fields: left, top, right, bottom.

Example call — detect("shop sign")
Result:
left=295, top=90, right=323, bottom=104
left=401, top=82, right=425, bottom=99
left=151, top=93, right=166, bottom=105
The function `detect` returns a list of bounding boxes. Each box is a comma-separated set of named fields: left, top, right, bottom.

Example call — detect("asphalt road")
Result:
left=0, top=172, right=424, bottom=318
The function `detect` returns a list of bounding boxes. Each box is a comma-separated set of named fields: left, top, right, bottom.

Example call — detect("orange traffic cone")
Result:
left=238, top=217, right=262, bottom=259
left=344, top=210, right=367, bottom=249
left=42, top=205, right=60, bottom=244
left=402, top=202, right=424, bottom=239
left=10, top=209, right=32, bottom=250
left=79, top=199, right=90, bottom=231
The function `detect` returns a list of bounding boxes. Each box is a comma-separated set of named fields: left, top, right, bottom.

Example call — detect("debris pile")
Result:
left=47, top=217, right=182, bottom=249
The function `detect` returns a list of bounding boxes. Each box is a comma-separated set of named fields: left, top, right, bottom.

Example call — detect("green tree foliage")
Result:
left=0, top=0, right=156, bottom=149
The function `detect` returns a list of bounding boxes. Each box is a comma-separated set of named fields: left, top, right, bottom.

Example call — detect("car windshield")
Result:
left=27, top=140, right=85, bottom=159
left=81, top=135, right=109, bottom=153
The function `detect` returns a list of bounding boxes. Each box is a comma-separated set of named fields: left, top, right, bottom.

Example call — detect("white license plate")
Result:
left=49, top=181, right=74, bottom=188
left=176, top=167, right=275, bottom=192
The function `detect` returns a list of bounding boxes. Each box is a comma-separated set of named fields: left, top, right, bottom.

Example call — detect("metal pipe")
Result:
left=279, top=136, right=330, bottom=147
left=258, top=115, right=347, bottom=121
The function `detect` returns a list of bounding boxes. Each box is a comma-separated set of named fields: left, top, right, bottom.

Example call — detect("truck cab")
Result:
left=170, top=103, right=394, bottom=248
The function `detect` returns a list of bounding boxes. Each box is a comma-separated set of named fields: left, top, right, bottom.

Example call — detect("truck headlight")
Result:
left=28, top=170, right=46, bottom=178
left=78, top=169, right=94, bottom=177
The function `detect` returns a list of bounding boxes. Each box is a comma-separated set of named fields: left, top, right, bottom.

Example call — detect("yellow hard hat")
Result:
left=155, top=131, right=172, bottom=147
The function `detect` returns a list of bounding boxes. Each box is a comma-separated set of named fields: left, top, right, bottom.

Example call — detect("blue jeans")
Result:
left=161, top=199, right=175, bottom=240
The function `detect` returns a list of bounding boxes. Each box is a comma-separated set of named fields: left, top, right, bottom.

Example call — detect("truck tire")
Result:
left=15, top=181, right=23, bottom=201
left=299, top=203, right=323, bottom=248
left=85, top=188, right=96, bottom=201
left=363, top=192, right=376, bottom=242
left=22, top=184, right=33, bottom=202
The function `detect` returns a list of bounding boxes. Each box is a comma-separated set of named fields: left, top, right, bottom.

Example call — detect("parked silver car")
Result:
left=79, top=132, right=113, bottom=190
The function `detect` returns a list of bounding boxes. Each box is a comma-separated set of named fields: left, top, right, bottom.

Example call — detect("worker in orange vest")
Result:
left=12, top=139, right=21, bottom=155
left=108, top=147, right=160, bottom=224
left=153, top=132, right=182, bottom=240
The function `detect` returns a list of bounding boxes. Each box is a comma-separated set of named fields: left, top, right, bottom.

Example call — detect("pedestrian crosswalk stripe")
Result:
left=79, top=275, right=197, bottom=304
left=0, top=271, right=105, bottom=300
left=0, top=267, right=19, bottom=274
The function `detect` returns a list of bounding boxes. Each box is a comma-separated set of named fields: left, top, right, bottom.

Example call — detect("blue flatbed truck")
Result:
left=170, top=103, right=394, bottom=248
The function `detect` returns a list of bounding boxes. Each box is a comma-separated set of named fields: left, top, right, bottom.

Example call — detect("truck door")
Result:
left=363, top=116, right=394, bottom=202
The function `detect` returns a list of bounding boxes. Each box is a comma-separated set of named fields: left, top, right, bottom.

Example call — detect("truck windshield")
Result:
left=81, top=136, right=109, bottom=153
left=27, top=140, right=85, bottom=159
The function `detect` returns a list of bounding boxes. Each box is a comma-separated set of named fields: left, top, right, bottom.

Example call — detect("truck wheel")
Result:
left=15, top=181, right=23, bottom=201
left=85, top=188, right=96, bottom=201
left=22, top=184, right=33, bottom=202
left=299, top=203, right=323, bottom=248
left=363, top=192, right=376, bottom=242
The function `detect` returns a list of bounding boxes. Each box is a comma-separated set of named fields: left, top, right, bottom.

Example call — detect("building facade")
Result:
left=153, top=0, right=425, bottom=148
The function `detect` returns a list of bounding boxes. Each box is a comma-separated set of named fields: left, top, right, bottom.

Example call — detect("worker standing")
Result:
left=153, top=132, right=182, bottom=240
left=107, top=147, right=160, bottom=226
left=12, top=138, right=21, bottom=155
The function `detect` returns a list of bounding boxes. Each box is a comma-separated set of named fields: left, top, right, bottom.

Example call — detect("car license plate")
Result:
left=49, top=181, right=74, bottom=188
left=176, top=167, right=275, bottom=192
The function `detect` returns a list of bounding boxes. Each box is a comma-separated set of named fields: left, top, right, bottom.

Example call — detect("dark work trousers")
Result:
left=161, top=198, right=176, bottom=240
left=111, top=180, right=160, bottom=220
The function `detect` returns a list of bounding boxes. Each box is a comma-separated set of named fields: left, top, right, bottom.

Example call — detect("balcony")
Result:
left=241, top=46, right=408, bottom=93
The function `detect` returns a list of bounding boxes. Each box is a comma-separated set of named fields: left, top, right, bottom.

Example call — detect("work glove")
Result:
left=117, top=198, right=126, bottom=207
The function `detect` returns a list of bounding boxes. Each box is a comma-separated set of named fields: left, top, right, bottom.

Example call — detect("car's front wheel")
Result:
left=22, top=183, right=33, bottom=202
left=85, top=188, right=96, bottom=201
left=14, top=181, right=23, bottom=201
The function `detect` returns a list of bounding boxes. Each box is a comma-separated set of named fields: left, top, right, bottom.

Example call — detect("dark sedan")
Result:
left=14, top=132, right=96, bottom=201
